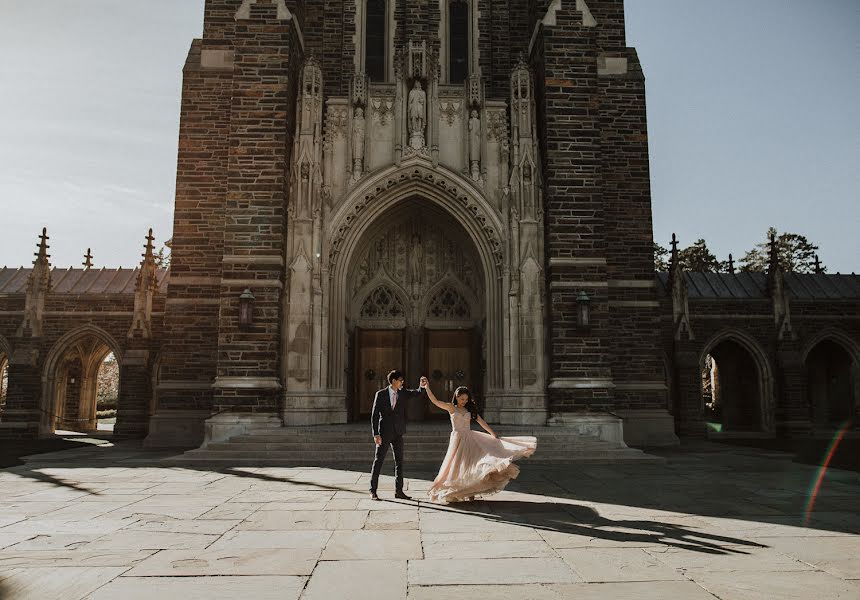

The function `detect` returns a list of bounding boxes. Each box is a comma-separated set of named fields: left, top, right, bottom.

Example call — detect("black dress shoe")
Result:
left=370, top=491, right=380, bottom=501
left=394, top=491, right=412, bottom=500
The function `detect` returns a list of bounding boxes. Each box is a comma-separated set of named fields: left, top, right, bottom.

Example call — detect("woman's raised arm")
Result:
left=425, top=383, right=453, bottom=413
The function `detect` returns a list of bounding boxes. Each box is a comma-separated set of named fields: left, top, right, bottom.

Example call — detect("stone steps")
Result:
left=165, top=424, right=662, bottom=465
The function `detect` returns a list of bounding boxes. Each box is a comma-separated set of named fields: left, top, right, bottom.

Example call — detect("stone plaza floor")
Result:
left=0, top=440, right=858, bottom=599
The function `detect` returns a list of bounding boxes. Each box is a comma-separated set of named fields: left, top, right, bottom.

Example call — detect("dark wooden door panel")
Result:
left=355, top=329, right=405, bottom=418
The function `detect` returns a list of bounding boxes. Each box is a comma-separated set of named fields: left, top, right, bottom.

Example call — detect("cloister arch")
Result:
left=41, top=325, right=122, bottom=435
left=0, top=335, right=10, bottom=417
left=699, top=329, right=775, bottom=434
left=802, top=330, right=859, bottom=427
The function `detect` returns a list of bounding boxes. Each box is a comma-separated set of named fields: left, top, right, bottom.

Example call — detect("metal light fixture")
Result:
left=239, top=288, right=255, bottom=330
left=576, top=290, right=591, bottom=332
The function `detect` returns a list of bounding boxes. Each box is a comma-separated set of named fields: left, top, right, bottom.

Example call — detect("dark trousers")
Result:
left=370, top=434, right=404, bottom=493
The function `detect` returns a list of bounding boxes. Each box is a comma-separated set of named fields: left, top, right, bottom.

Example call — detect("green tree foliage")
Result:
left=153, top=246, right=171, bottom=268
left=678, top=239, right=722, bottom=273
left=97, top=353, right=119, bottom=408
left=654, top=242, right=670, bottom=271
left=739, top=227, right=824, bottom=273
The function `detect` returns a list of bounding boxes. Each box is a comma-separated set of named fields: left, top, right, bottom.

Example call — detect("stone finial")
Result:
left=35, top=227, right=50, bottom=264
left=128, top=228, right=158, bottom=339
left=667, top=234, right=692, bottom=341
left=17, top=228, right=52, bottom=337
left=767, top=230, right=780, bottom=274
left=765, top=230, right=793, bottom=341
left=727, top=253, right=735, bottom=274
left=143, top=228, right=155, bottom=260
left=83, top=248, right=93, bottom=270
left=667, top=233, right=680, bottom=286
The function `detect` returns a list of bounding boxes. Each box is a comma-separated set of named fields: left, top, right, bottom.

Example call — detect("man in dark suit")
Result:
left=369, top=369, right=428, bottom=500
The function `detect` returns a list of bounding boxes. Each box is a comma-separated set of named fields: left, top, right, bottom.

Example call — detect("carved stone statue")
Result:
left=410, top=233, right=423, bottom=285
left=352, top=106, right=365, bottom=180
left=408, top=80, right=426, bottom=149
left=468, top=109, right=481, bottom=181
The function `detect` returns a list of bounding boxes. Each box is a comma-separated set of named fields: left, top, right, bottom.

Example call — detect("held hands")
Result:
left=419, top=376, right=429, bottom=389
left=374, top=435, right=382, bottom=446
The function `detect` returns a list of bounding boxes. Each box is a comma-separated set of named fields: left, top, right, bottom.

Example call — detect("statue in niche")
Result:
left=352, top=106, right=365, bottom=180
left=468, top=109, right=481, bottom=181
left=408, top=80, right=426, bottom=149
left=410, top=233, right=424, bottom=285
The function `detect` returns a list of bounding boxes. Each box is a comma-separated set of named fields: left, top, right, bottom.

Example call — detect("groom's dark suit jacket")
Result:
left=371, top=386, right=425, bottom=441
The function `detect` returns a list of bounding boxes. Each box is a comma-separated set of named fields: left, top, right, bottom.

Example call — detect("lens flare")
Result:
left=804, top=421, right=851, bottom=527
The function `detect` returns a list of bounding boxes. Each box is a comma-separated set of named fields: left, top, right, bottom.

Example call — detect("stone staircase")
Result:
left=166, top=423, right=661, bottom=466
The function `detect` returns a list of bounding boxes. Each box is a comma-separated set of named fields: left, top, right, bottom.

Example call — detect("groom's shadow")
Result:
left=412, top=499, right=766, bottom=555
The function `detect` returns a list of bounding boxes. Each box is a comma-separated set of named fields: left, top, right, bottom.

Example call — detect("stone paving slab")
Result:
left=322, top=530, right=423, bottom=560
left=124, top=547, right=319, bottom=576
left=0, top=441, right=857, bottom=599
left=86, top=575, right=307, bottom=600
left=302, top=560, right=406, bottom=600
left=559, top=547, right=685, bottom=582
left=0, top=566, right=128, bottom=600
left=688, top=569, right=860, bottom=600
left=409, top=557, right=580, bottom=585
left=407, top=581, right=721, bottom=600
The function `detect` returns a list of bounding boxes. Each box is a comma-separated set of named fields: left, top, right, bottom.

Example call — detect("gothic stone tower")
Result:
left=145, top=0, right=676, bottom=448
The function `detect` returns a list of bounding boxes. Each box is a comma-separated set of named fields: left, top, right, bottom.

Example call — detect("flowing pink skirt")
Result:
left=427, top=430, right=536, bottom=503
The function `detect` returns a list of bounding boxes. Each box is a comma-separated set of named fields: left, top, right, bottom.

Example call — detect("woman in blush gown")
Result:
left=425, top=384, right=536, bottom=503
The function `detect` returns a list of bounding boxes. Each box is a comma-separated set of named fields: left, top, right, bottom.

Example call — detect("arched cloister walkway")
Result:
left=41, top=325, right=122, bottom=435
left=802, top=331, right=859, bottom=428
left=700, top=330, right=775, bottom=434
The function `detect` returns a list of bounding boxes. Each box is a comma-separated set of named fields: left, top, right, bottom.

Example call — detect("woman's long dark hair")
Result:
left=451, top=386, right=479, bottom=420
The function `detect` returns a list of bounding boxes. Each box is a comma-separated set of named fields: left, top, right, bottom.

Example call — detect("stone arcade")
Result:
left=0, top=0, right=857, bottom=450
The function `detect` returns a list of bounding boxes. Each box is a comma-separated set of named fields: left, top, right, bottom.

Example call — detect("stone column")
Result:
left=675, top=350, right=706, bottom=437
left=534, top=11, right=612, bottom=417
left=115, top=345, right=152, bottom=438
left=0, top=344, right=42, bottom=439
left=211, top=2, right=299, bottom=431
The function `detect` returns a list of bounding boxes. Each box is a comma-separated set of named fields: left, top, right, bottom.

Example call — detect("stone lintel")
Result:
left=549, top=257, right=607, bottom=267
left=549, top=378, right=615, bottom=389
left=212, top=376, right=283, bottom=389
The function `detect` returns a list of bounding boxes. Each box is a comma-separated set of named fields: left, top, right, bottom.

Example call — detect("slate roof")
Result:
left=656, top=272, right=860, bottom=300
left=0, top=267, right=169, bottom=294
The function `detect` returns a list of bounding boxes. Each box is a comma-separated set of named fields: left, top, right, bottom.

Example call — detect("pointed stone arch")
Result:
left=801, top=328, right=860, bottom=367
left=801, top=328, right=859, bottom=427
left=699, top=329, right=775, bottom=433
left=421, top=273, right=480, bottom=326
left=41, top=325, right=123, bottom=435
left=325, top=159, right=507, bottom=396
left=351, top=275, right=410, bottom=329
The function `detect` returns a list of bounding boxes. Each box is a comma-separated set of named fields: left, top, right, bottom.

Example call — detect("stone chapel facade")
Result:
left=1, top=0, right=857, bottom=447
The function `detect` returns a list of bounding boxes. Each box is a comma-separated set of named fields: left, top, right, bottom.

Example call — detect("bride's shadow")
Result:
left=412, top=498, right=766, bottom=555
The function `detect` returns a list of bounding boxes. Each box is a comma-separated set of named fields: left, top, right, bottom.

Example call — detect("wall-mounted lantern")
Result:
left=576, top=290, right=591, bottom=332
left=239, top=288, right=255, bottom=330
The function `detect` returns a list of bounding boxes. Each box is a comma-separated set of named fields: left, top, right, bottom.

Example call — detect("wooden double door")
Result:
left=352, top=328, right=480, bottom=421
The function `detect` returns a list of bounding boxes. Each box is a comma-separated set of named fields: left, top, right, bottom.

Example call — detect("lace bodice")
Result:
left=449, top=409, right=472, bottom=433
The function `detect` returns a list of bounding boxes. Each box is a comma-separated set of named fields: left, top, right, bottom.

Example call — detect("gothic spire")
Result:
left=83, top=248, right=93, bottom=270
left=34, top=227, right=50, bottom=266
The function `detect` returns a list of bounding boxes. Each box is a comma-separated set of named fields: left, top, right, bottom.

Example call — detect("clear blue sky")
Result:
left=0, top=0, right=857, bottom=272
